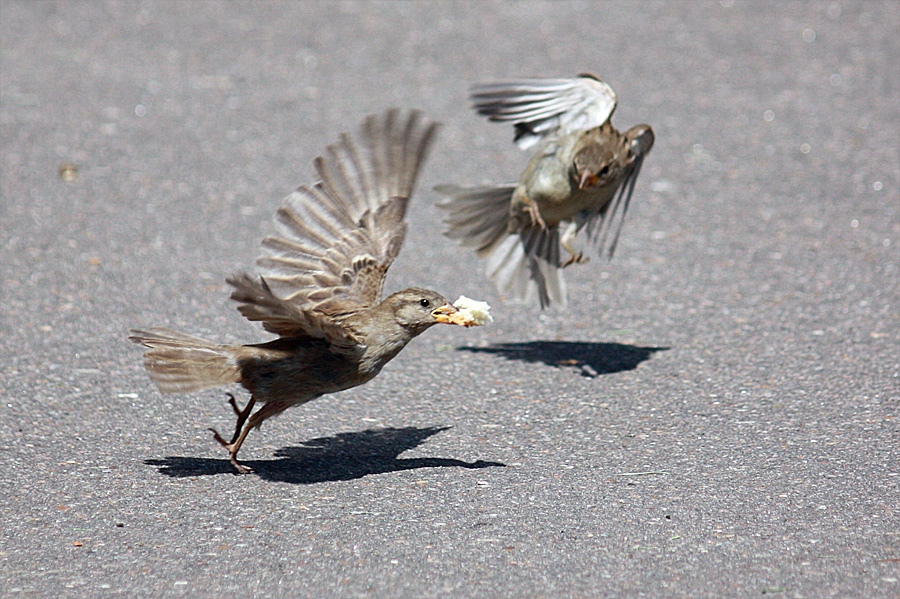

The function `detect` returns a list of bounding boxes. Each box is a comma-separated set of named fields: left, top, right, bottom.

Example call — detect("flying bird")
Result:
left=437, top=74, right=655, bottom=308
left=130, top=110, right=487, bottom=474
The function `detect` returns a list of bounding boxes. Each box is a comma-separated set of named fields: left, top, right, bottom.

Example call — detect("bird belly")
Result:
left=238, top=351, right=362, bottom=404
left=523, top=185, right=602, bottom=227
left=513, top=146, right=584, bottom=227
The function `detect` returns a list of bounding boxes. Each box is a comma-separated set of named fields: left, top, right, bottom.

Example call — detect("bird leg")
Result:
left=215, top=392, right=254, bottom=444
left=561, top=251, right=585, bottom=268
left=560, top=222, right=588, bottom=267
left=210, top=392, right=257, bottom=474
left=521, top=195, right=548, bottom=230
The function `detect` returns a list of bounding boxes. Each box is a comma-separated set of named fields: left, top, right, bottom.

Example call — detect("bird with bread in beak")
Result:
left=437, top=74, right=655, bottom=308
left=130, top=109, right=491, bottom=474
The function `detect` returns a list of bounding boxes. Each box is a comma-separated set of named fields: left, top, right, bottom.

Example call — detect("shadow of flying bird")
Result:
left=458, top=341, right=667, bottom=378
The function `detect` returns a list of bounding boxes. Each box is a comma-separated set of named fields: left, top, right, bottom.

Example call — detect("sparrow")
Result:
left=437, top=74, right=655, bottom=308
left=130, top=110, right=471, bottom=474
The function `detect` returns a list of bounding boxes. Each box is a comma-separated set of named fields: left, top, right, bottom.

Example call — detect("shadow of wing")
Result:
left=146, top=425, right=505, bottom=483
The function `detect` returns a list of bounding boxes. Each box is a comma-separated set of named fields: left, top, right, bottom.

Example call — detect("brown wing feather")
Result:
left=227, top=273, right=362, bottom=354
left=229, top=109, right=438, bottom=347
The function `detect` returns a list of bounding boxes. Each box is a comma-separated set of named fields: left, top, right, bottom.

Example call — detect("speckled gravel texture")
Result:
left=1, top=2, right=898, bottom=598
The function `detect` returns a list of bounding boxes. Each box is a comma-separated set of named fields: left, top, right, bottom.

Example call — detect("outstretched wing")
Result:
left=230, top=109, right=439, bottom=343
left=583, top=124, right=655, bottom=259
left=470, top=74, right=617, bottom=150
left=227, top=273, right=364, bottom=354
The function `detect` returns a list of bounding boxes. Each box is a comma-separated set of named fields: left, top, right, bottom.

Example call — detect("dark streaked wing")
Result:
left=470, top=75, right=617, bottom=150
left=229, top=109, right=438, bottom=345
left=583, top=143, right=650, bottom=260
left=227, top=273, right=363, bottom=355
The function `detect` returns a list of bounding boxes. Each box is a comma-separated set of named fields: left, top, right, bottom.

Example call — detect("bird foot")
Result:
left=561, top=252, right=589, bottom=267
left=209, top=428, right=255, bottom=474
left=525, top=199, right=548, bottom=230
left=210, top=392, right=257, bottom=474
left=216, top=393, right=254, bottom=444
left=232, top=462, right=254, bottom=475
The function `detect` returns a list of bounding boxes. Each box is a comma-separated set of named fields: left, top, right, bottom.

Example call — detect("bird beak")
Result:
left=431, top=303, right=460, bottom=324
left=578, top=169, right=597, bottom=190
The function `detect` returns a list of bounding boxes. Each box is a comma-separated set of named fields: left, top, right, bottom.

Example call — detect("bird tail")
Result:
left=128, top=328, right=242, bottom=394
left=485, top=227, right=566, bottom=309
left=436, top=184, right=515, bottom=256
left=436, top=184, right=565, bottom=309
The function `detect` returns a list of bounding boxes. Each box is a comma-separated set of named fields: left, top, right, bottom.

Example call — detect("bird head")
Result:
left=625, top=125, right=655, bottom=161
left=573, top=148, right=616, bottom=190
left=383, top=287, right=458, bottom=336
left=571, top=125, right=622, bottom=190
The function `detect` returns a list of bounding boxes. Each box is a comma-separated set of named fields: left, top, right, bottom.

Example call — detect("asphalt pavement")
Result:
left=1, top=2, right=898, bottom=597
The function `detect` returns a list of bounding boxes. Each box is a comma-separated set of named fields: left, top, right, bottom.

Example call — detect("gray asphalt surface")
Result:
left=2, top=1, right=898, bottom=597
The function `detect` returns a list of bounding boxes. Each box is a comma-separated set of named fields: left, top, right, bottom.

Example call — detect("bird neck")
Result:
left=347, top=307, right=414, bottom=376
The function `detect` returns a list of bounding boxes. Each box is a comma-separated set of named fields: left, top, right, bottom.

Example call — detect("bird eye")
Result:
left=419, top=298, right=430, bottom=308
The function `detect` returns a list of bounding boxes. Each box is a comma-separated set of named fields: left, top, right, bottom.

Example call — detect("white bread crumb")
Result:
left=452, top=295, right=493, bottom=327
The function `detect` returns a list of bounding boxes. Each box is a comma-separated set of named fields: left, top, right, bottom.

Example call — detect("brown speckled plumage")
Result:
left=437, top=75, right=655, bottom=308
left=130, top=110, right=463, bottom=473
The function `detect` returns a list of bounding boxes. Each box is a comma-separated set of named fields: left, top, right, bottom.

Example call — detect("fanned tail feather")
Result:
left=128, top=328, right=241, bottom=393
left=436, top=184, right=567, bottom=308
left=485, top=229, right=567, bottom=309
left=436, top=184, right=515, bottom=255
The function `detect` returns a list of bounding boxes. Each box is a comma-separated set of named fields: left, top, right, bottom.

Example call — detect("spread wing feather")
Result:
left=229, top=109, right=438, bottom=348
left=470, top=74, right=617, bottom=150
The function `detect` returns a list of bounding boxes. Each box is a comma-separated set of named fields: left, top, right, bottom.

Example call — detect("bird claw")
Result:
left=209, top=427, right=255, bottom=474
left=561, top=252, right=589, bottom=267
left=210, top=393, right=257, bottom=474
left=524, top=198, right=547, bottom=230
left=209, top=427, right=231, bottom=448
left=229, top=458, right=255, bottom=474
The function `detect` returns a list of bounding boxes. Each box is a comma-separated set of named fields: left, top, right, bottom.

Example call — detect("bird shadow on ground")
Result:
left=145, top=425, right=504, bottom=483
left=458, top=341, right=668, bottom=378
